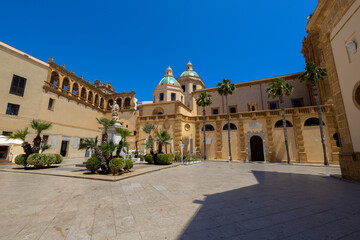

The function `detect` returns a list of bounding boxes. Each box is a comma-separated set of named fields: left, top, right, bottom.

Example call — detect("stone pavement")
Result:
left=0, top=161, right=359, bottom=240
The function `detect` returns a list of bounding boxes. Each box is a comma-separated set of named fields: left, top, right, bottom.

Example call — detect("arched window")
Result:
left=124, top=98, right=131, bottom=108
left=107, top=99, right=114, bottom=110
left=50, top=72, right=60, bottom=88
left=100, top=98, right=104, bottom=109
left=88, top=91, right=93, bottom=103
left=201, top=124, right=215, bottom=131
left=304, top=118, right=325, bottom=126
left=275, top=120, right=293, bottom=128
left=152, top=107, right=164, bottom=115
left=72, top=83, right=79, bottom=96
left=94, top=94, right=99, bottom=106
left=62, top=78, right=70, bottom=93
left=80, top=87, right=87, bottom=100
left=116, top=98, right=122, bottom=107
left=223, top=123, right=237, bottom=130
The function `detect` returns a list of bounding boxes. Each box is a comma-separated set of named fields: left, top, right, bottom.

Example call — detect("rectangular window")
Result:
left=268, top=101, right=279, bottom=110
left=2, top=131, right=12, bottom=136
left=133, top=131, right=137, bottom=136
left=9, top=75, right=27, bottom=97
left=48, top=98, right=55, bottom=110
left=159, top=93, right=164, bottom=101
left=6, top=103, right=20, bottom=116
left=292, top=98, right=303, bottom=108
left=193, top=84, right=196, bottom=92
left=182, top=85, right=186, bottom=92
left=171, top=93, right=176, bottom=101
left=212, top=108, right=219, bottom=115
left=229, top=106, right=237, bottom=113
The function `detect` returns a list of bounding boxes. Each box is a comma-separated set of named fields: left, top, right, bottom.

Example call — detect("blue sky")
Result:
left=1, top=0, right=317, bottom=101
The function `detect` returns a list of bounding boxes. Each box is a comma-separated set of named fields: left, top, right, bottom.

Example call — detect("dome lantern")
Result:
left=165, top=66, right=173, bottom=77
left=186, top=61, right=193, bottom=71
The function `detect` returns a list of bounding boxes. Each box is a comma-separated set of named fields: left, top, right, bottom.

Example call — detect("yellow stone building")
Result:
left=0, top=40, right=340, bottom=165
left=302, top=0, right=360, bottom=180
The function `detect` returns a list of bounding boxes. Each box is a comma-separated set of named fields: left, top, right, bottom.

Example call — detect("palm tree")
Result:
left=217, top=79, right=235, bottom=161
left=141, top=124, right=156, bottom=154
left=115, top=128, right=133, bottom=157
left=267, top=78, right=293, bottom=164
left=40, top=143, right=51, bottom=153
left=7, top=128, right=32, bottom=155
left=98, top=141, right=117, bottom=172
left=96, top=118, right=116, bottom=144
left=299, top=62, right=329, bottom=165
left=156, top=130, right=171, bottom=153
left=31, top=120, right=52, bottom=153
left=196, top=92, right=212, bottom=160
left=79, top=138, right=107, bottom=171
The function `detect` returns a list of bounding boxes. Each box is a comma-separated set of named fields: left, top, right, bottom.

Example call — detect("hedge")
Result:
left=156, top=154, right=173, bottom=165
left=109, top=158, right=126, bottom=174
left=145, top=154, right=154, bottom=164
left=54, top=154, right=63, bottom=164
left=15, top=154, right=27, bottom=167
left=27, top=153, right=54, bottom=168
left=124, top=159, right=133, bottom=170
left=86, top=157, right=101, bottom=173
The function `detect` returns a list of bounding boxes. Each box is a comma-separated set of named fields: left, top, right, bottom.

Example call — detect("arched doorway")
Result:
left=250, top=136, right=264, bottom=161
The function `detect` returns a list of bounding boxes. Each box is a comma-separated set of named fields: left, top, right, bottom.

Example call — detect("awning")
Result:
left=0, top=135, right=23, bottom=146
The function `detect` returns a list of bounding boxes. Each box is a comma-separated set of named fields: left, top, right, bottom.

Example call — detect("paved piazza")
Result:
left=0, top=161, right=359, bottom=240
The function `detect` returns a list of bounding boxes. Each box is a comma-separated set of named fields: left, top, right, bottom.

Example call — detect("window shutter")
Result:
left=73, top=138, right=79, bottom=149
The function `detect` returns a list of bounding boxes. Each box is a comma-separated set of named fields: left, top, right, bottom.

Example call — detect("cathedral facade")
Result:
left=0, top=41, right=339, bottom=164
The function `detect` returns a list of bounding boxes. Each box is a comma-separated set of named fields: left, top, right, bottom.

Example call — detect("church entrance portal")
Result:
left=250, top=136, right=264, bottom=161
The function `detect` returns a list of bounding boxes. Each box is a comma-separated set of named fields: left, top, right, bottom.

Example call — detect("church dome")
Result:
left=158, top=76, right=181, bottom=86
left=180, top=71, right=199, bottom=77
left=179, top=61, right=200, bottom=78
left=158, top=66, right=181, bottom=87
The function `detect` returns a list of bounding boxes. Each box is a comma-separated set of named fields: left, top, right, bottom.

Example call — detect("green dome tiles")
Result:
left=180, top=71, right=199, bottom=77
left=159, top=76, right=180, bottom=86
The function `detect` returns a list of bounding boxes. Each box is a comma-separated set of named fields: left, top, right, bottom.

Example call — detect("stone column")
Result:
left=215, top=119, right=222, bottom=159
left=58, top=75, right=63, bottom=92
left=238, top=119, right=247, bottom=160
left=293, top=115, right=307, bottom=163
left=195, top=121, right=201, bottom=154
left=265, top=116, right=275, bottom=162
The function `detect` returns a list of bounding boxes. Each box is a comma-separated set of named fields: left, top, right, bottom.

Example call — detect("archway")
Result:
left=50, top=71, right=60, bottom=89
left=250, top=136, right=264, bottom=161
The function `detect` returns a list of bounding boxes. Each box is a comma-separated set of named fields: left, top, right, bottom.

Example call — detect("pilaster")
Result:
left=215, top=119, right=222, bottom=159
left=293, top=115, right=307, bottom=163
left=238, top=119, right=247, bottom=160
left=265, top=116, right=275, bottom=161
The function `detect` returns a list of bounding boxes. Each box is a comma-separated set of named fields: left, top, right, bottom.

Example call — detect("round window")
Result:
left=184, top=124, right=190, bottom=131
left=353, top=81, right=360, bottom=110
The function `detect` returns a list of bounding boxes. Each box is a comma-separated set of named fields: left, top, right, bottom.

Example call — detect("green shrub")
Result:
left=145, top=154, right=154, bottom=164
left=168, top=153, right=175, bottom=161
left=86, top=157, right=101, bottom=173
left=43, top=154, right=56, bottom=166
left=27, top=154, right=46, bottom=168
left=124, top=159, right=133, bottom=170
left=156, top=154, right=173, bottom=165
left=109, top=158, right=126, bottom=174
left=54, top=154, right=63, bottom=164
left=174, top=152, right=181, bottom=162
left=139, top=155, right=145, bottom=161
left=15, top=154, right=27, bottom=167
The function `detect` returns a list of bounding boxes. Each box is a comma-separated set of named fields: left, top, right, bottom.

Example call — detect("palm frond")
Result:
left=31, top=120, right=52, bottom=135
left=78, top=138, right=96, bottom=150
left=7, top=128, right=29, bottom=141
left=141, top=124, right=156, bottom=134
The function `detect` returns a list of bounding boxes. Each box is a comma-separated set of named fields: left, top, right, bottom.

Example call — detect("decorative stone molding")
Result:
left=246, top=130, right=267, bottom=162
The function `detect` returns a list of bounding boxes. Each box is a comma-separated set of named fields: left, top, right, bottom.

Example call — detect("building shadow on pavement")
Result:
left=177, top=170, right=360, bottom=240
